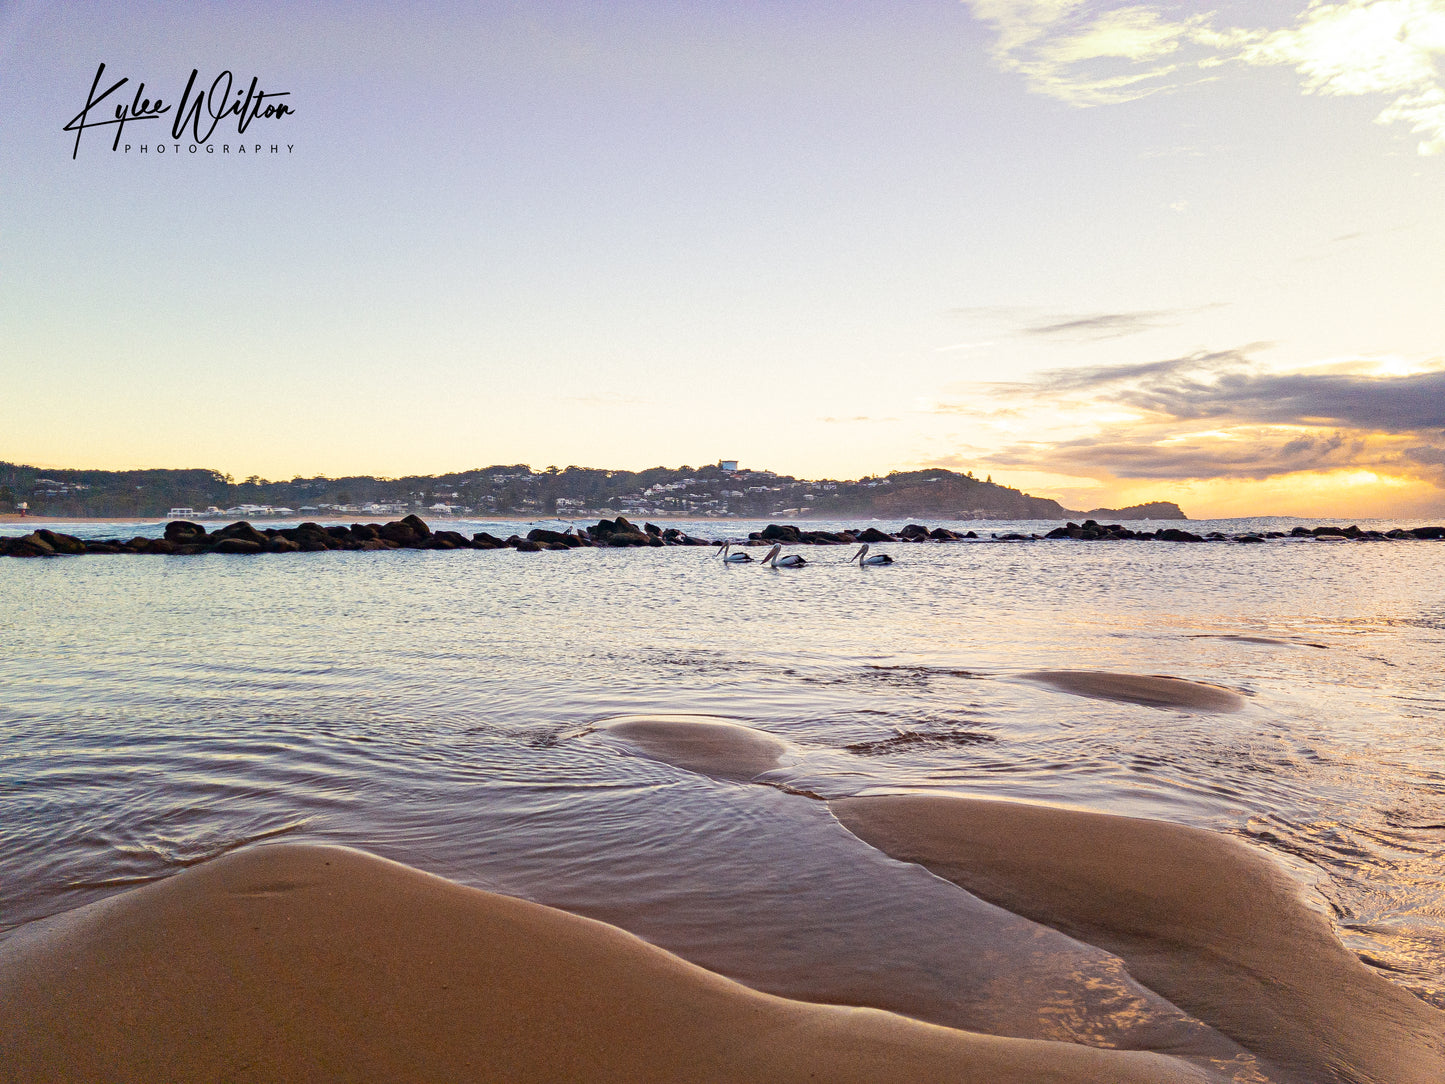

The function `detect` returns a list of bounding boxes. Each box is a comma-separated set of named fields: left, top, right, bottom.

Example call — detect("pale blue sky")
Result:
left=4, top=1, right=1443, bottom=515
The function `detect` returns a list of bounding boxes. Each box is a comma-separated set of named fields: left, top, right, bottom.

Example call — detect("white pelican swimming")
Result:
left=760, top=543, right=806, bottom=568
left=718, top=543, right=753, bottom=563
left=850, top=544, right=893, bottom=566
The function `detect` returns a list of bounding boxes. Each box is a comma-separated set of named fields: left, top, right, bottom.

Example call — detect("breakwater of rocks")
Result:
left=3, top=515, right=1444, bottom=558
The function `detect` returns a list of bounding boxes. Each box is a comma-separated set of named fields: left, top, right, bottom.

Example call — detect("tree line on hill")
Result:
left=0, top=461, right=1185, bottom=521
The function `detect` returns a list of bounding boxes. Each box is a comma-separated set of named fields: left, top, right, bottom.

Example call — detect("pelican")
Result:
left=760, top=543, right=806, bottom=568
left=718, top=542, right=753, bottom=563
left=850, top=544, right=893, bottom=566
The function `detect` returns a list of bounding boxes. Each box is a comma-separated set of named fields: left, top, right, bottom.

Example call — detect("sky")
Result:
left=2, top=0, right=1443, bottom=518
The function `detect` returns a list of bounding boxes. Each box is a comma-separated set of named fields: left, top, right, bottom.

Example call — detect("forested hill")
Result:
left=0, top=461, right=1184, bottom=521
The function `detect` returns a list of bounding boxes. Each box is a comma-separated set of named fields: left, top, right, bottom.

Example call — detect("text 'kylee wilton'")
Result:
left=64, top=63, right=294, bottom=159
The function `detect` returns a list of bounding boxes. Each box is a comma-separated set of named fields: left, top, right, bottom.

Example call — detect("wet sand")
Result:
left=598, top=714, right=790, bottom=780
left=0, top=843, right=1219, bottom=1084
left=596, top=714, right=1445, bottom=1083
left=1019, top=669, right=1247, bottom=711
left=833, top=793, right=1445, bottom=1084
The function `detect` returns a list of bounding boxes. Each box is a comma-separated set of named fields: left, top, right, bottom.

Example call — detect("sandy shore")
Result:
left=0, top=843, right=1221, bottom=1084
left=595, top=714, right=1445, bottom=1083
left=1018, top=669, right=1247, bottom=711
left=833, top=793, right=1445, bottom=1084
left=598, top=714, right=791, bottom=780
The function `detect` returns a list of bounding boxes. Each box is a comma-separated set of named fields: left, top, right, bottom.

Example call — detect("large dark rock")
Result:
left=209, top=538, right=263, bottom=554
left=1156, top=528, right=1205, bottom=542
left=400, top=514, right=432, bottom=538
left=143, top=538, right=178, bottom=555
left=267, top=537, right=301, bottom=553
left=433, top=530, right=474, bottom=549
left=608, top=531, right=651, bottom=547
left=350, top=523, right=381, bottom=541
left=898, top=524, right=931, bottom=541
left=213, top=521, right=269, bottom=547
left=379, top=520, right=422, bottom=545
left=84, top=541, right=123, bottom=554
left=643, top=522, right=663, bottom=537
left=164, top=521, right=209, bottom=544
left=527, top=528, right=581, bottom=548
left=34, top=530, right=85, bottom=555
left=512, top=537, right=543, bottom=552
left=472, top=532, right=507, bottom=549
left=761, top=523, right=802, bottom=543
left=1411, top=526, right=1445, bottom=539
left=856, top=527, right=894, bottom=543
left=9, top=533, right=54, bottom=557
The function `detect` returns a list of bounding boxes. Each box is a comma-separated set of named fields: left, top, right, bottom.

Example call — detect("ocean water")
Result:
left=2, top=516, right=1443, bottom=1045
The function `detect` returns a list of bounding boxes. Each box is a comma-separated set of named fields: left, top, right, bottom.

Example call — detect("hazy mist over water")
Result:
left=3, top=518, right=1443, bottom=1022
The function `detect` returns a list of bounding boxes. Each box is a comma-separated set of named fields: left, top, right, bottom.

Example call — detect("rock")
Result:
left=399, top=514, right=432, bottom=538
left=527, top=528, right=580, bottom=548
left=471, top=532, right=507, bottom=549
left=856, top=527, right=894, bottom=543
left=1235, top=534, right=1266, bottom=543
left=267, top=538, right=301, bottom=553
left=1156, top=528, right=1205, bottom=542
left=1411, top=526, right=1445, bottom=539
left=143, top=539, right=178, bottom=555
left=644, top=522, right=663, bottom=537
left=209, top=538, right=263, bottom=554
left=761, top=524, right=802, bottom=544
left=164, top=521, right=209, bottom=544
left=433, top=530, right=473, bottom=549
left=512, top=538, right=543, bottom=552
left=898, top=524, right=931, bottom=540
left=8, top=533, right=55, bottom=557
left=36, top=529, right=86, bottom=555
left=350, top=524, right=381, bottom=541
left=84, top=541, right=123, bottom=554
left=379, top=521, right=422, bottom=545
left=928, top=528, right=960, bottom=541
left=213, top=521, right=269, bottom=547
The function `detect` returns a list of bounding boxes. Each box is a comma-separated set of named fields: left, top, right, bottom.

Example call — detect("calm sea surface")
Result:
left=3, top=516, right=1443, bottom=1033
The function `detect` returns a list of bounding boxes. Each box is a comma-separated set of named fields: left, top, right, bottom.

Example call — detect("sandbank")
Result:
left=832, top=792, right=1445, bottom=1084
left=597, top=714, right=790, bottom=781
left=1019, top=669, right=1247, bottom=711
left=0, top=843, right=1222, bottom=1084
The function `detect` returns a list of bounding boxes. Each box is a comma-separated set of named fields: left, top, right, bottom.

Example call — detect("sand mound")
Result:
left=0, top=843, right=1226, bottom=1084
left=597, top=714, right=790, bottom=780
left=832, top=792, right=1445, bottom=1084
left=1020, top=669, right=1246, bottom=711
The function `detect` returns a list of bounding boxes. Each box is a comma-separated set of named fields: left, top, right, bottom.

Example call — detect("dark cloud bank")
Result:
left=977, top=350, right=1445, bottom=486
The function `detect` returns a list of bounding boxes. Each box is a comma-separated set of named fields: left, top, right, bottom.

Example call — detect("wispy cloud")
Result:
left=953, top=303, right=1222, bottom=342
left=963, top=1, right=1445, bottom=154
left=1022, top=309, right=1186, bottom=339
